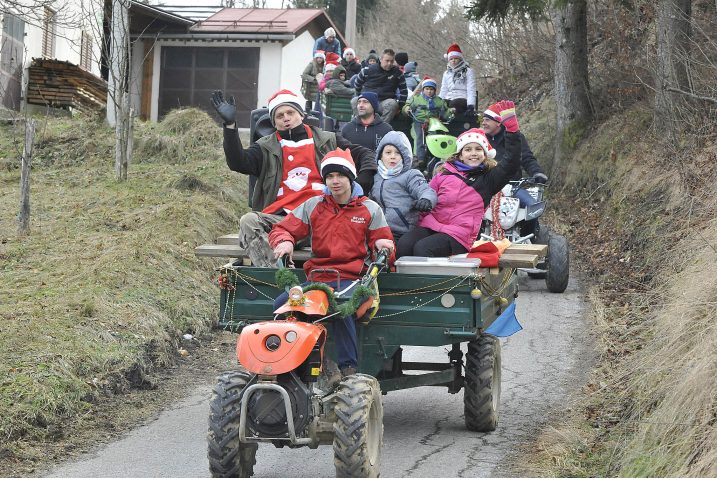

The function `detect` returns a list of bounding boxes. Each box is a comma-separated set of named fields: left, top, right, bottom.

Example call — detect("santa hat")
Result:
left=267, top=89, right=305, bottom=126
left=325, top=52, right=341, bottom=65
left=483, top=102, right=503, bottom=122
left=324, top=63, right=338, bottom=74
left=320, top=148, right=357, bottom=182
left=456, top=128, right=496, bottom=159
left=445, top=43, right=463, bottom=60
left=343, top=47, right=355, bottom=58
left=324, top=27, right=336, bottom=38
left=314, top=50, right=326, bottom=60
left=422, top=77, right=437, bottom=89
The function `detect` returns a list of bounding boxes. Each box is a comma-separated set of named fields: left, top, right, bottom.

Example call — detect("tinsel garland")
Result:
left=274, top=269, right=376, bottom=319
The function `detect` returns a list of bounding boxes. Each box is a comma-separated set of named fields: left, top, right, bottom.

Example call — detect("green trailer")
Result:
left=216, top=261, right=520, bottom=395
left=198, top=243, right=544, bottom=478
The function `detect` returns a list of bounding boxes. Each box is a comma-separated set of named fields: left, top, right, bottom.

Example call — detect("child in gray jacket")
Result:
left=370, top=131, right=437, bottom=240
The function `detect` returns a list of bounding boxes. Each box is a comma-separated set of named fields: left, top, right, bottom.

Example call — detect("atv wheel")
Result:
left=545, top=232, right=570, bottom=293
left=333, top=374, right=383, bottom=478
left=464, top=335, right=501, bottom=432
left=208, top=370, right=257, bottom=478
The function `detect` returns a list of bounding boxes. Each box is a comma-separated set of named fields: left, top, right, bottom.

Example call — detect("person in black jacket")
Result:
left=351, top=48, right=408, bottom=123
left=482, top=102, right=548, bottom=238
left=340, top=92, right=393, bottom=151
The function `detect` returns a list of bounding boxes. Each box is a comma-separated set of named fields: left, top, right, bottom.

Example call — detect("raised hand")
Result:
left=210, top=90, right=237, bottom=125
left=496, top=100, right=519, bottom=133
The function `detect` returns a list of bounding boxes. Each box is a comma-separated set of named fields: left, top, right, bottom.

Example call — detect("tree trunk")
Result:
left=109, top=0, right=131, bottom=180
left=18, top=119, right=36, bottom=235
left=551, top=0, right=591, bottom=180
left=654, top=0, right=692, bottom=133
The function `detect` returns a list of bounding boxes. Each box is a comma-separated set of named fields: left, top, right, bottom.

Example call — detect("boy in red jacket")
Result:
left=270, top=148, right=394, bottom=376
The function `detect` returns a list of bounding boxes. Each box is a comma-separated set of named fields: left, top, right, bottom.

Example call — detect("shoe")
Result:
left=340, top=366, right=357, bottom=377
left=247, top=237, right=275, bottom=267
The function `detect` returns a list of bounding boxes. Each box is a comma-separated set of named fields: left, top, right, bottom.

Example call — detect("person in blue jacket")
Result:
left=370, top=131, right=437, bottom=241
left=313, top=27, right=341, bottom=56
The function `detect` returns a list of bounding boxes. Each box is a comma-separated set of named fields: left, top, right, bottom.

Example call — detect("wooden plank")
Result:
left=505, top=243, right=547, bottom=256
left=216, top=233, right=240, bottom=245
left=498, top=253, right=538, bottom=268
left=194, top=244, right=312, bottom=262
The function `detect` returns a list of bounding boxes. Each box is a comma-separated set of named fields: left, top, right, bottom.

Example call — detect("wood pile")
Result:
left=26, top=58, right=107, bottom=113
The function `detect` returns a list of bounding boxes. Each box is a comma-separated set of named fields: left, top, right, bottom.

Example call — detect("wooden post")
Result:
left=18, top=119, right=36, bottom=235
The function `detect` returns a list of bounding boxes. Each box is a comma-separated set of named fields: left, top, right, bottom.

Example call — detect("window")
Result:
left=159, top=47, right=260, bottom=127
left=1, top=14, right=25, bottom=70
left=42, top=7, right=56, bottom=58
left=80, top=31, right=93, bottom=71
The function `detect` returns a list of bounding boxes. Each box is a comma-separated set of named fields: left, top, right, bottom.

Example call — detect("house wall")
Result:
left=142, top=40, right=285, bottom=122
left=280, top=30, right=314, bottom=102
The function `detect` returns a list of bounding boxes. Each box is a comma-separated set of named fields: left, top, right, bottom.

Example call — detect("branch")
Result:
left=666, top=86, right=717, bottom=105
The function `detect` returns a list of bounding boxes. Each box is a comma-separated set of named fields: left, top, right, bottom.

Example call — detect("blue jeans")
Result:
left=514, top=188, right=539, bottom=237
left=274, top=280, right=358, bottom=369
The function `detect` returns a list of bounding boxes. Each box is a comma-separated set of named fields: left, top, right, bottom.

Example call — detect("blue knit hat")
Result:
left=357, top=92, right=380, bottom=113
left=422, top=78, right=437, bottom=89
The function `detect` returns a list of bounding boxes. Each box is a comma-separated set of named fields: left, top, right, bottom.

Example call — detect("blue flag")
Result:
left=485, top=302, right=522, bottom=337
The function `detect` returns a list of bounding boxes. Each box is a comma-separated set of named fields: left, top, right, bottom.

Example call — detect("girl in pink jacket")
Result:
left=396, top=100, right=521, bottom=258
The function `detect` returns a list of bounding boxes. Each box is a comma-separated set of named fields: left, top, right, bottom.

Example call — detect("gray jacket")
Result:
left=370, top=131, right=437, bottom=237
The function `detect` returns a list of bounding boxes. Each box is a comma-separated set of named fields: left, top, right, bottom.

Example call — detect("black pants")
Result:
left=448, top=98, right=468, bottom=114
left=397, top=226, right=468, bottom=258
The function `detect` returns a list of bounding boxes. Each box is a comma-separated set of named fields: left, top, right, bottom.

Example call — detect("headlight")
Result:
left=265, top=334, right=281, bottom=351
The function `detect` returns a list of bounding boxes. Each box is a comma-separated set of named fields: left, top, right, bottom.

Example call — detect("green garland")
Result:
left=274, top=269, right=376, bottom=319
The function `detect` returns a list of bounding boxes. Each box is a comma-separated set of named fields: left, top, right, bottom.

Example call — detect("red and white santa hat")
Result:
left=320, top=148, right=357, bottom=182
left=445, top=43, right=463, bottom=60
left=325, top=52, right=341, bottom=65
left=268, top=89, right=305, bottom=125
left=343, top=47, right=356, bottom=58
left=314, top=50, right=326, bottom=60
left=456, top=128, right=496, bottom=159
left=483, top=102, right=503, bottom=122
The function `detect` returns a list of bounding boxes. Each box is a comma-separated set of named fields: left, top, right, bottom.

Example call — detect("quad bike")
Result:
left=207, top=250, right=391, bottom=478
left=481, top=178, right=570, bottom=293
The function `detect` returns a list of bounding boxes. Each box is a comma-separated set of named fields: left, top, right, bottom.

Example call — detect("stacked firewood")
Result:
left=26, top=58, right=107, bottom=112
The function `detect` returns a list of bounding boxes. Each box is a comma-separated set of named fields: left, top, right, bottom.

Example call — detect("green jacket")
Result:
left=403, top=93, right=451, bottom=123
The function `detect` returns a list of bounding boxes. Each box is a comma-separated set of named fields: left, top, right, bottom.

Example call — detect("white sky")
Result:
left=152, top=1, right=288, bottom=7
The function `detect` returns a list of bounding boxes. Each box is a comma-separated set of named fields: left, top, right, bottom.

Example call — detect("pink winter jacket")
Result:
left=418, top=132, right=521, bottom=250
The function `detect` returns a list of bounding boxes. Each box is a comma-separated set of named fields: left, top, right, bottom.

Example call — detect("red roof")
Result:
left=191, top=8, right=337, bottom=36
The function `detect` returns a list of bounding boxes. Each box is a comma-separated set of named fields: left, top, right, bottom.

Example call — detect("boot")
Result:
left=247, top=237, right=275, bottom=267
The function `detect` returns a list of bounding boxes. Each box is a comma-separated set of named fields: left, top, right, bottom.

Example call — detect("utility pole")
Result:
left=345, top=0, right=357, bottom=48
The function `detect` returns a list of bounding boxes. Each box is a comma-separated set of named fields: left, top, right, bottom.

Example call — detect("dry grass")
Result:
left=519, top=98, right=717, bottom=477
left=0, top=110, right=247, bottom=459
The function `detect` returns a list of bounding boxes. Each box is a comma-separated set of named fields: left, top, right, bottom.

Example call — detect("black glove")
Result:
left=210, top=90, right=236, bottom=125
left=414, top=198, right=433, bottom=212
left=465, top=105, right=475, bottom=117
left=532, top=172, right=548, bottom=184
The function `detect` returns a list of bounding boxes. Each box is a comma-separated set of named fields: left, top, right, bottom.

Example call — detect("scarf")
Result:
left=447, top=59, right=469, bottom=81
left=421, top=92, right=436, bottom=112
left=377, top=160, right=403, bottom=179
left=452, top=160, right=486, bottom=172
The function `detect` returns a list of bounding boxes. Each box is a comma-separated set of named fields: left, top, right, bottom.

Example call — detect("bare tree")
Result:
left=107, top=0, right=132, bottom=180
left=18, top=118, right=35, bottom=235
left=655, top=0, right=692, bottom=135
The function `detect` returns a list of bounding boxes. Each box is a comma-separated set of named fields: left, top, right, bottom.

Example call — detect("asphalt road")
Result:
left=43, top=272, right=591, bottom=478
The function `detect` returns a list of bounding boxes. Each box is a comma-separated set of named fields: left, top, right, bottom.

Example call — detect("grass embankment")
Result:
left=522, top=99, right=717, bottom=477
left=0, top=109, right=248, bottom=463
